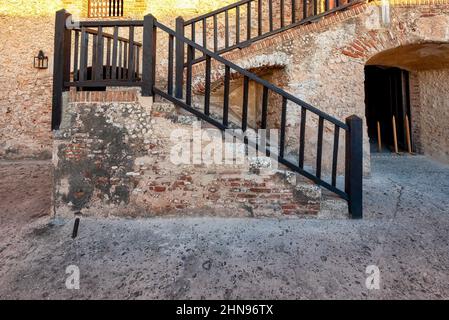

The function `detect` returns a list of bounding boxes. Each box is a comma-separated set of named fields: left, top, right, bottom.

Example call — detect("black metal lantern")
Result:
left=34, top=50, right=48, bottom=69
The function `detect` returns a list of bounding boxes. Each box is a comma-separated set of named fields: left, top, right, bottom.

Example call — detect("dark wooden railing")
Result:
left=52, top=10, right=363, bottom=218
left=69, top=22, right=142, bottom=88
left=52, top=11, right=143, bottom=128
left=179, top=0, right=362, bottom=64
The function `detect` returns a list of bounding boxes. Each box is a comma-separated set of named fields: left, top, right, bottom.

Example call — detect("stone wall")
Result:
left=0, top=15, right=55, bottom=159
left=413, top=69, right=449, bottom=164
left=53, top=90, right=327, bottom=217
left=0, top=0, right=63, bottom=159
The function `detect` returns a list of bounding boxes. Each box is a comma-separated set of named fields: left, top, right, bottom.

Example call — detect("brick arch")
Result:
left=340, top=4, right=449, bottom=64
left=366, top=42, right=449, bottom=70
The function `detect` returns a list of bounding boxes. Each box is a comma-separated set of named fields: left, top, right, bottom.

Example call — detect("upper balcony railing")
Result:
left=179, top=0, right=363, bottom=64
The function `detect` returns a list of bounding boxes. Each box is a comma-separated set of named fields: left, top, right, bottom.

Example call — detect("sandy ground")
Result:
left=0, top=155, right=448, bottom=299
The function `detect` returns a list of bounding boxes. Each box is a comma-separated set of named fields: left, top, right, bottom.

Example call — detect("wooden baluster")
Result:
left=299, top=107, right=306, bottom=168
left=236, top=6, right=240, bottom=44
left=202, top=18, right=207, bottom=54
left=186, top=45, right=194, bottom=106
left=106, top=37, right=111, bottom=79
left=225, top=10, right=229, bottom=48
left=122, top=42, right=129, bottom=79
left=128, top=26, right=135, bottom=80
left=118, top=41, right=123, bottom=79
left=269, top=0, right=273, bottom=31
left=280, top=0, right=285, bottom=28
left=279, top=97, right=287, bottom=158
left=223, top=65, right=230, bottom=127
left=92, top=33, right=97, bottom=80
left=73, top=30, right=79, bottom=81
left=292, top=0, right=296, bottom=23
left=175, top=17, right=184, bottom=98
left=331, top=125, right=340, bottom=187
left=303, top=0, right=308, bottom=19
left=261, top=86, right=269, bottom=157
left=242, top=76, right=249, bottom=132
left=135, top=46, right=140, bottom=80
left=111, top=26, right=118, bottom=80
left=261, top=86, right=268, bottom=129
left=79, top=28, right=88, bottom=81
left=247, top=1, right=251, bottom=40
left=95, top=26, right=104, bottom=81
left=316, top=117, right=324, bottom=179
left=167, top=34, right=174, bottom=95
left=204, top=56, right=211, bottom=116
left=258, top=0, right=262, bottom=36
left=213, top=15, right=218, bottom=51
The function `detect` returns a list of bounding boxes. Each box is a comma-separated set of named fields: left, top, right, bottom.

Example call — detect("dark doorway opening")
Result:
left=364, top=66, right=412, bottom=153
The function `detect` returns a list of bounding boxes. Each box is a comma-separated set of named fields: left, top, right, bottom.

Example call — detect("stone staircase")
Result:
left=53, top=90, right=348, bottom=218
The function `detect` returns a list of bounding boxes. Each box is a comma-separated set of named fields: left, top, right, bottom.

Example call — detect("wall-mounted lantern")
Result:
left=34, top=50, right=48, bottom=69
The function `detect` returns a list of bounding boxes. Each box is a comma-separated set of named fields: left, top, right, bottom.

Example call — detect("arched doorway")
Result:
left=364, top=65, right=411, bottom=153
left=364, top=42, right=449, bottom=162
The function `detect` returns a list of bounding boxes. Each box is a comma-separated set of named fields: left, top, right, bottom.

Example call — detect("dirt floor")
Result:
left=0, top=155, right=448, bottom=299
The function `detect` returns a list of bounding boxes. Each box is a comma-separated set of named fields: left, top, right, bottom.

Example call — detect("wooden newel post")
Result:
left=345, top=115, right=363, bottom=219
left=175, top=16, right=185, bottom=99
left=52, top=9, right=72, bottom=130
left=142, top=14, right=157, bottom=96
